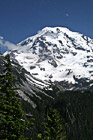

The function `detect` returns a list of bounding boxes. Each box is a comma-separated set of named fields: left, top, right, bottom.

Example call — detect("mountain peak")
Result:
left=42, top=26, right=70, bottom=33
left=7, top=27, right=93, bottom=90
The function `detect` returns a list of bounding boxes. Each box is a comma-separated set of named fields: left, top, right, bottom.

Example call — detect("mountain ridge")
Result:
left=7, top=27, right=93, bottom=90
left=1, top=27, right=93, bottom=91
left=0, top=26, right=93, bottom=108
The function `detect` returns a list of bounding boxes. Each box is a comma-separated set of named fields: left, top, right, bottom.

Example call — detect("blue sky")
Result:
left=0, top=0, right=93, bottom=43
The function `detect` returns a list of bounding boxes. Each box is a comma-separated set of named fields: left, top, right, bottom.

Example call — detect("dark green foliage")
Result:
left=38, top=107, right=66, bottom=140
left=21, top=85, right=93, bottom=140
left=52, top=90, right=93, bottom=140
left=33, top=85, right=93, bottom=140
left=0, top=55, right=14, bottom=93
left=0, top=55, right=27, bottom=140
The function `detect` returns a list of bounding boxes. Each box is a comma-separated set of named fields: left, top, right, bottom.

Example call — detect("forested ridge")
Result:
left=0, top=54, right=93, bottom=140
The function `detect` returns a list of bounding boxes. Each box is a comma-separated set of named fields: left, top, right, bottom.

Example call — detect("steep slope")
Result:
left=0, top=55, right=52, bottom=108
left=9, top=27, right=93, bottom=90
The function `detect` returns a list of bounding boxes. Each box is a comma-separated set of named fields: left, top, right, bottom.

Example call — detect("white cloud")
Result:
left=0, top=36, right=4, bottom=40
left=0, top=36, right=17, bottom=51
left=4, top=41, right=17, bottom=50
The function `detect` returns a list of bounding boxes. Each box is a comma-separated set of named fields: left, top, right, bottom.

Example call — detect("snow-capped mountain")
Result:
left=0, top=36, right=17, bottom=53
left=8, top=27, right=93, bottom=90
left=1, top=27, right=93, bottom=107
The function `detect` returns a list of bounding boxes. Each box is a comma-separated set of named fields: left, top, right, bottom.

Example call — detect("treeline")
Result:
left=0, top=55, right=66, bottom=140
left=0, top=55, right=29, bottom=140
left=52, top=90, right=93, bottom=140
left=31, top=88, right=93, bottom=140
left=0, top=55, right=93, bottom=140
left=21, top=82, right=93, bottom=140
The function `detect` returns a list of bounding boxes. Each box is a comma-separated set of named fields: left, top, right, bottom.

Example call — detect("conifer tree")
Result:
left=38, top=107, right=66, bottom=140
left=0, top=55, right=27, bottom=140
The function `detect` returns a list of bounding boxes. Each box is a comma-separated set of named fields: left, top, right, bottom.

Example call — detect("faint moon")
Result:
left=66, top=14, right=69, bottom=17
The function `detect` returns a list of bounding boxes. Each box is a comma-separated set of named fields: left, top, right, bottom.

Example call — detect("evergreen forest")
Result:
left=0, top=55, right=93, bottom=140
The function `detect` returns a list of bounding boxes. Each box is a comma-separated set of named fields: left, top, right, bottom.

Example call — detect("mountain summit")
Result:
left=7, top=27, right=93, bottom=90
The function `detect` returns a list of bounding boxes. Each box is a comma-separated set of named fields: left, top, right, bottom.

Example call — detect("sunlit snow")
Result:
left=10, top=27, right=93, bottom=84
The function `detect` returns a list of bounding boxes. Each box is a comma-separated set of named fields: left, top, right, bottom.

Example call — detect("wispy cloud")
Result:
left=0, top=37, right=17, bottom=50
left=0, top=36, right=17, bottom=53
left=4, top=41, right=17, bottom=50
